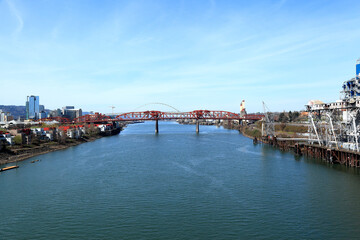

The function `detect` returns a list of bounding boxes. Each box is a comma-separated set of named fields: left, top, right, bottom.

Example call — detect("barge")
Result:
left=0, top=165, right=19, bottom=172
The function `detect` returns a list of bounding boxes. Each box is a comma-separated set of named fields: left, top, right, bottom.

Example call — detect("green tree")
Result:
left=13, top=135, right=22, bottom=145
left=288, top=111, right=293, bottom=122
left=279, top=112, right=288, bottom=123
left=86, top=123, right=99, bottom=137
left=58, top=130, right=67, bottom=144
left=293, top=111, right=300, bottom=121
left=31, top=136, right=41, bottom=146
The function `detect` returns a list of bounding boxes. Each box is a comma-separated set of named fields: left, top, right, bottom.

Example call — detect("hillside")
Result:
left=0, top=105, right=26, bottom=119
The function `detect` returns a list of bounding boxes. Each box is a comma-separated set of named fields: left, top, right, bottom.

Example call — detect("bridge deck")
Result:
left=37, top=110, right=264, bottom=124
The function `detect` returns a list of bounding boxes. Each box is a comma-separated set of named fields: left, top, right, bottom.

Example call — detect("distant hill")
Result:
left=0, top=105, right=26, bottom=119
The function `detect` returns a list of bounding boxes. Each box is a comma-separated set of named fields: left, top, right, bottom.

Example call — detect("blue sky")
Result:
left=1, top=0, right=360, bottom=113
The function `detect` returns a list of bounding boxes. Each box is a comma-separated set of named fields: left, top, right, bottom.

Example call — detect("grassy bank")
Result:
left=222, top=121, right=308, bottom=139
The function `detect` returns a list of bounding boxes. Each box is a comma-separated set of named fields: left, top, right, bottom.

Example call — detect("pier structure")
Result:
left=155, top=119, right=159, bottom=134
left=260, top=137, right=360, bottom=167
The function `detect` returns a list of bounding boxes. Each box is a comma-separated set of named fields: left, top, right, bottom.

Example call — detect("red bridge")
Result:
left=114, top=110, right=263, bottom=121
left=37, top=110, right=264, bottom=133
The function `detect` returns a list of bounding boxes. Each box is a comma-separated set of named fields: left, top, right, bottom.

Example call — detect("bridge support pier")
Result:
left=155, top=119, right=159, bottom=134
left=196, top=120, right=200, bottom=133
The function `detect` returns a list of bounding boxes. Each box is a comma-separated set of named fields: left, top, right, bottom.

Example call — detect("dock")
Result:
left=261, top=136, right=360, bottom=167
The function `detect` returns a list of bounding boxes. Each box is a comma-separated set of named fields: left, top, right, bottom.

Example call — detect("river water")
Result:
left=1, top=122, right=360, bottom=239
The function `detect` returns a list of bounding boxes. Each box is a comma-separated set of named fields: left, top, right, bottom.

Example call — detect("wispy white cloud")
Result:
left=5, top=0, right=23, bottom=37
left=1, top=1, right=360, bottom=112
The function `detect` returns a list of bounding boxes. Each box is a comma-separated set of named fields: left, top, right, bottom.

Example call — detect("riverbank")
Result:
left=0, top=123, right=129, bottom=166
left=0, top=135, right=103, bottom=166
left=228, top=122, right=360, bottom=168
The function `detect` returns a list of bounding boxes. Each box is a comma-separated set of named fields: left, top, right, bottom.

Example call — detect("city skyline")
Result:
left=1, top=0, right=360, bottom=113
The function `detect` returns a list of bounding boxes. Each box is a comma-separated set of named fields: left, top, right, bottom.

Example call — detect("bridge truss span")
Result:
left=115, top=110, right=263, bottom=121
left=35, top=110, right=263, bottom=134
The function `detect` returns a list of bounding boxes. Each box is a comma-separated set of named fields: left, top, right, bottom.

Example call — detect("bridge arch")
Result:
left=133, top=103, right=181, bottom=112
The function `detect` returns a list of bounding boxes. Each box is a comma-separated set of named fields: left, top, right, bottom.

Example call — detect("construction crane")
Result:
left=262, top=101, right=276, bottom=137
left=109, top=106, right=115, bottom=115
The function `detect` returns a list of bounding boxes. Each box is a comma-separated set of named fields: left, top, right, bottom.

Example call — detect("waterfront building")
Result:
left=0, top=133, right=13, bottom=145
left=26, top=95, right=40, bottom=120
left=45, top=132, right=54, bottom=141
left=65, top=127, right=83, bottom=139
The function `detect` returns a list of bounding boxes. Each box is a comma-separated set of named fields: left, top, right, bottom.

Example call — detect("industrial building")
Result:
left=306, top=58, right=360, bottom=151
left=341, top=59, right=360, bottom=99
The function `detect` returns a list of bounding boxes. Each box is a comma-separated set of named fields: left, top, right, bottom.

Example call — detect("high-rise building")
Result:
left=356, top=58, right=360, bottom=77
left=50, top=109, right=62, bottom=117
left=39, top=111, right=47, bottom=119
left=62, top=107, right=82, bottom=120
left=62, top=106, right=74, bottom=115
left=0, top=109, right=5, bottom=122
left=61, top=106, right=82, bottom=120
left=26, top=95, right=40, bottom=120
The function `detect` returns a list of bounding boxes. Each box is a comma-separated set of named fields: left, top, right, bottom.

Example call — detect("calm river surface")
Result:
left=1, top=122, right=360, bottom=239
